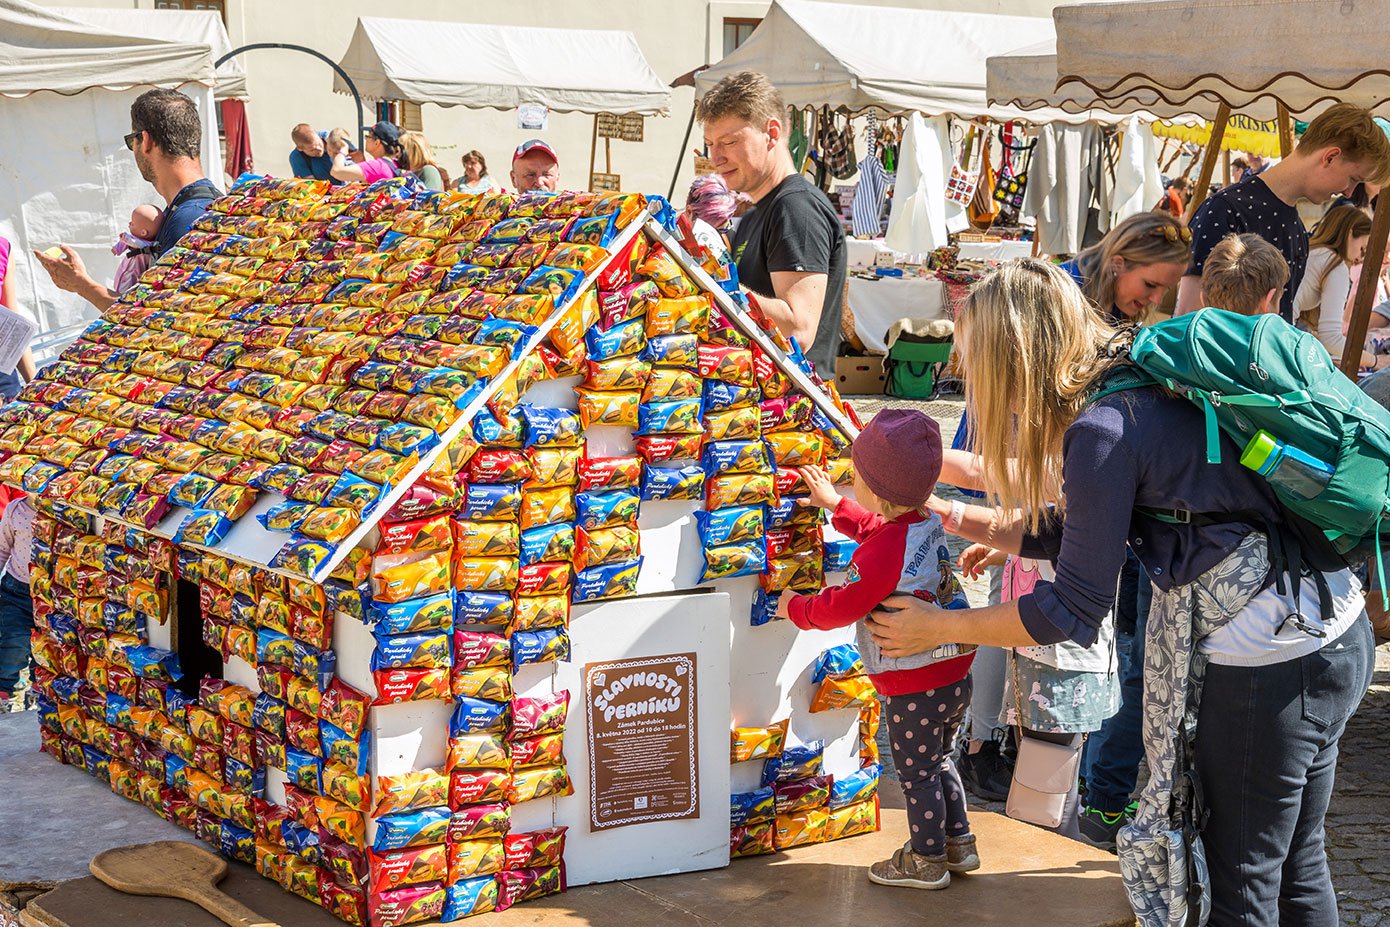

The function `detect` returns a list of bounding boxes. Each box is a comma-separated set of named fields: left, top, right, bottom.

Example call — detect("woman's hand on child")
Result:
left=959, top=544, right=1007, bottom=580
left=866, top=594, right=953, bottom=658
left=798, top=465, right=841, bottom=511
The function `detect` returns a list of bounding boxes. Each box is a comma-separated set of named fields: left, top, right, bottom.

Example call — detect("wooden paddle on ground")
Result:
left=89, top=841, right=282, bottom=927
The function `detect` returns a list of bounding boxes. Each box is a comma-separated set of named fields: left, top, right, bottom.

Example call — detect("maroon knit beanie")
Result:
left=850, top=409, right=942, bottom=508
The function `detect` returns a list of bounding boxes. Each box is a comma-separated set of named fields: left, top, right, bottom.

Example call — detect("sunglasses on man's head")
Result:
left=123, top=130, right=142, bottom=151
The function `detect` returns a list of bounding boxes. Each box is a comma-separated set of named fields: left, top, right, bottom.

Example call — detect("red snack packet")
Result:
left=508, top=691, right=569, bottom=741
left=446, top=804, right=510, bottom=843
left=466, top=448, right=532, bottom=484
left=368, top=882, right=445, bottom=927
left=373, top=667, right=451, bottom=705
left=319, top=678, right=371, bottom=739
left=376, top=514, right=454, bottom=557
left=634, top=434, right=702, bottom=464
left=576, top=455, right=643, bottom=492
left=449, top=768, right=511, bottom=807
left=503, top=827, right=567, bottom=870
left=368, top=844, right=448, bottom=895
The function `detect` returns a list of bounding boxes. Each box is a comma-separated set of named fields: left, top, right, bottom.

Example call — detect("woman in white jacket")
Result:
left=1293, top=204, right=1385, bottom=369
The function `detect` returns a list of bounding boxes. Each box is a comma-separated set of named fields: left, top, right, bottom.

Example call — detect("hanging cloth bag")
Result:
left=946, top=123, right=981, bottom=208
left=994, top=125, right=1037, bottom=212
left=969, top=134, right=1000, bottom=228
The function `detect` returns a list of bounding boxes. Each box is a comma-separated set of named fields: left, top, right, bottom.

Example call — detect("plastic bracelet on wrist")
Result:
left=945, top=499, right=966, bottom=533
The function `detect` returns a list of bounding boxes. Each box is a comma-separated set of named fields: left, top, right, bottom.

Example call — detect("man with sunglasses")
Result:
left=36, top=89, right=221, bottom=310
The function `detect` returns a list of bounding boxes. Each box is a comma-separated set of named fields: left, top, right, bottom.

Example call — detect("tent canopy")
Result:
left=54, top=7, right=246, bottom=100
left=987, top=38, right=1218, bottom=124
left=1054, top=0, right=1390, bottom=118
left=334, top=17, right=670, bottom=115
left=0, top=0, right=214, bottom=97
left=694, top=0, right=1053, bottom=118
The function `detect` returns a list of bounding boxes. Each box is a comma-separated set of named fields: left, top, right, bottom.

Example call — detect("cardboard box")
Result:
left=835, top=356, right=886, bottom=395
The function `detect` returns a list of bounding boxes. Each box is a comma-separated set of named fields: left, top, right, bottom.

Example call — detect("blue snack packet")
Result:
left=730, top=785, right=776, bottom=827
left=511, top=628, right=570, bottom=671
left=450, top=696, right=509, bottom=736
left=694, top=505, right=764, bottom=546
left=520, top=405, right=583, bottom=448
left=125, top=645, right=183, bottom=681
left=369, top=592, right=455, bottom=635
left=464, top=482, right=523, bottom=521
left=750, top=588, right=781, bottom=627
left=521, top=264, right=584, bottom=306
left=456, top=590, right=514, bottom=626
left=369, top=631, right=452, bottom=671
left=823, top=537, right=857, bottom=572
left=371, top=807, right=452, bottom=853
left=830, top=763, right=881, bottom=810
left=520, top=523, right=576, bottom=566
left=294, top=642, right=337, bottom=690
left=703, top=381, right=759, bottom=412
left=472, top=407, right=526, bottom=446
left=636, top=397, right=703, bottom=435
left=761, top=741, right=824, bottom=786
left=281, top=820, right=319, bottom=856
left=284, top=746, right=323, bottom=792
left=220, top=822, right=256, bottom=864
left=701, top=439, right=772, bottom=476
left=104, top=692, right=134, bottom=729
left=641, top=464, right=705, bottom=502
left=475, top=317, right=538, bottom=354
left=572, top=558, right=642, bottom=603
left=320, top=721, right=372, bottom=777
left=812, top=643, right=864, bottom=683
left=585, top=316, right=646, bottom=361
left=575, top=489, right=640, bottom=531
left=444, top=875, right=500, bottom=921
left=642, top=333, right=700, bottom=369
left=566, top=210, right=619, bottom=247
left=374, top=422, right=439, bottom=457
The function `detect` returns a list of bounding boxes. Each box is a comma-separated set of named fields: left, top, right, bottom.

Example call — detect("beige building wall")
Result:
left=40, top=0, right=1091, bottom=200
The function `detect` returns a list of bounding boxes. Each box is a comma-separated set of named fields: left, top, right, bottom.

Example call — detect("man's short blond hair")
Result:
left=695, top=70, right=784, bottom=129
left=1297, top=102, right=1390, bottom=185
left=1201, top=233, right=1291, bottom=316
left=290, top=123, right=316, bottom=144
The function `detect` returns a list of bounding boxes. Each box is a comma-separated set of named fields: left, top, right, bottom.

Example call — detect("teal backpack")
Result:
left=1094, top=309, right=1390, bottom=601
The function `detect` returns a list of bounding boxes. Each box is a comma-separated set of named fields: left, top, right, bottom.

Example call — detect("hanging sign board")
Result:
left=590, top=172, right=622, bottom=192
left=584, top=653, right=699, bottom=831
left=517, top=103, right=549, bottom=132
left=596, top=113, right=645, bottom=142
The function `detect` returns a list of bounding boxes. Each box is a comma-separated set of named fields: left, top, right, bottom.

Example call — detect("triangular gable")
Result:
left=0, top=179, right=860, bottom=604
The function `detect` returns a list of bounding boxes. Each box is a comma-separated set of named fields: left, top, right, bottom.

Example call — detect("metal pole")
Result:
left=668, top=106, right=698, bottom=200
left=216, top=43, right=368, bottom=149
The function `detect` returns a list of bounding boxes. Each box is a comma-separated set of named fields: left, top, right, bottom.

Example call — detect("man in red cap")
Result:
left=511, top=139, right=560, bottom=193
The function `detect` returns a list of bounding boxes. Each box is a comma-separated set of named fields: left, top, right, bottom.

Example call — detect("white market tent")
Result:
left=333, top=17, right=670, bottom=115
left=54, top=6, right=247, bottom=101
left=693, top=0, right=1054, bottom=119
left=1053, top=0, right=1390, bottom=378
left=0, top=0, right=218, bottom=344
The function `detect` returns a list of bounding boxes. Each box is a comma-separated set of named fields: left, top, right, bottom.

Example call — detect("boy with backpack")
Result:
left=1199, top=232, right=1291, bottom=317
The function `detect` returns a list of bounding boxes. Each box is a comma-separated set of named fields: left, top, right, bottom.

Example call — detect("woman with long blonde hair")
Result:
left=399, top=131, right=448, bottom=192
left=872, top=259, right=1371, bottom=925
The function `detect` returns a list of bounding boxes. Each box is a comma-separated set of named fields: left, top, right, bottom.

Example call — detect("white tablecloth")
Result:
left=847, top=275, right=948, bottom=354
left=956, top=239, right=1035, bottom=262
left=845, top=237, right=926, bottom=270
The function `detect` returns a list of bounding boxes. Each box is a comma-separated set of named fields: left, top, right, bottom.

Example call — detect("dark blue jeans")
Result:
left=0, top=574, right=34, bottom=694
left=1196, top=617, right=1375, bottom=927
left=1082, top=553, right=1151, bottom=813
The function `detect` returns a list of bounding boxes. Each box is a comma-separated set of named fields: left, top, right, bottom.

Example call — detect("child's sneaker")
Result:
left=867, top=842, right=950, bottom=890
left=945, top=834, right=980, bottom=873
left=0, top=691, right=11, bottom=713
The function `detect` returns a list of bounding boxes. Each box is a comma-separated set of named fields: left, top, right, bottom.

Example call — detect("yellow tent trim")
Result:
left=1152, top=117, right=1281, bottom=158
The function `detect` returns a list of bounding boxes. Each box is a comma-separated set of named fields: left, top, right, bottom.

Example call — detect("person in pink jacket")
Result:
left=778, top=409, right=975, bottom=891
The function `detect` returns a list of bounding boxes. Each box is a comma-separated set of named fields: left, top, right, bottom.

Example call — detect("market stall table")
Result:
left=847, top=274, right=949, bottom=354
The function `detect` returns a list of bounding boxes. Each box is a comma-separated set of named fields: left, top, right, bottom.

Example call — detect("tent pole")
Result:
left=1276, top=103, right=1294, bottom=158
left=1223, top=149, right=1231, bottom=186
left=589, top=115, right=600, bottom=187
left=1342, top=192, right=1390, bottom=375
left=1185, top=103, right=1230, bottom=220
left=217, top=43, right=367, bottom=149
left=667, top=106, right=697, bottom=200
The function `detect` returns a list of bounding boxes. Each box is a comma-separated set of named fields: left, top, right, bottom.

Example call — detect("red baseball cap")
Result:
left=513, top=139, right=558, bottom=165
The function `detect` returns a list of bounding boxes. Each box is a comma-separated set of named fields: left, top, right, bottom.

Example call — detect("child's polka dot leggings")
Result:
left=883, top=678, right=973, bottom=858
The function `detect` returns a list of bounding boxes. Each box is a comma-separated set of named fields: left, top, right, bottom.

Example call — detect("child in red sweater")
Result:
left=777, top=409, right=976, bottom=890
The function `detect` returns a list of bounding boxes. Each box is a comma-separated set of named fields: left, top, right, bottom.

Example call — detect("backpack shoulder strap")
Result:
left=1086, top=364, right=1156, bottom=406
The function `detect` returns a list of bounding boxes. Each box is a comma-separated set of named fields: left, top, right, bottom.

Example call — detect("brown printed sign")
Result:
left=589, top=171, right=622, bottom=192
left=584, top=653, right=699, bottom=830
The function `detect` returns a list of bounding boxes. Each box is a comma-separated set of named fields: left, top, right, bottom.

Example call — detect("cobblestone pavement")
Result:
left=849, top=394, right=1390, bottom=925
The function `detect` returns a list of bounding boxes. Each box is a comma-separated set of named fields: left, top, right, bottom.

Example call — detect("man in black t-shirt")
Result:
left=1176, top=103, right=1390, bottom=321
left=696, top=70, right=846, bottom=376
